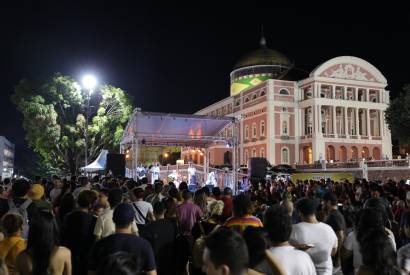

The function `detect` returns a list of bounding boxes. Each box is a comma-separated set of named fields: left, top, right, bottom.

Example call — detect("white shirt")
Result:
left=130, top=201, right=153, bottom=225
left=290, top=222, right=338, bottom=275
left=343, top=229, right=396, bottom=271
left=270, top=246, right=316, bottom=275
left=49, top=188, right=62, bottom=203
left=93, top=208, right=138, bottom=238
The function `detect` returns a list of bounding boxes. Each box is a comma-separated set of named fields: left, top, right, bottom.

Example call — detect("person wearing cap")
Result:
left=323, top=192, right=346, bottom=274
left=27, top=184, right=52, bottom=213
left=289, top=198, right=338, bottom=275
left=88, top=203, right=156, bottom=275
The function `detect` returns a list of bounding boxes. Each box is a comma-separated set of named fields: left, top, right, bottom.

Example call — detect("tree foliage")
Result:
left=385, top=85, right=410, bottom=145
left=12, top=74, right=133, bottom=174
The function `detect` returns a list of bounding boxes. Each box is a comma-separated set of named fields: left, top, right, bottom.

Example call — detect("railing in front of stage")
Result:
left=126, top=164, right=247, bottom=190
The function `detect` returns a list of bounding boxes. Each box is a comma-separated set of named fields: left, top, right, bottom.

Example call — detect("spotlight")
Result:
left=164, top=153, right=169, bottom=158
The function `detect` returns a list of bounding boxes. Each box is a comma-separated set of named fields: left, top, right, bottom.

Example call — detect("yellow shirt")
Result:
left=0, top=236, right=27, bottom=273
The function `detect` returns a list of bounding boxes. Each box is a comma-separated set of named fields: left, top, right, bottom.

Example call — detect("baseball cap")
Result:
left=113, top=203, right=135, bottom=225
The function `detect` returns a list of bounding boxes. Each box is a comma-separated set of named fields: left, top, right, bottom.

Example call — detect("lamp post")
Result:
left=82, top=74, right=97, bottom=167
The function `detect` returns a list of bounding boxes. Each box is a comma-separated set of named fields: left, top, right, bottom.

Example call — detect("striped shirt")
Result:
left=224, top=215, right=263, bottom=233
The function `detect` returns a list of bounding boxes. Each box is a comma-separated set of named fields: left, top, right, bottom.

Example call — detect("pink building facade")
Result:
left=184, top=48, right=392, bottom=167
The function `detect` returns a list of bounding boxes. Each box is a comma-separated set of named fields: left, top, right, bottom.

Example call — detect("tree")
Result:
left=11, top=74, right=134, bottom=174
left=385, top=85, right=410, bottom=146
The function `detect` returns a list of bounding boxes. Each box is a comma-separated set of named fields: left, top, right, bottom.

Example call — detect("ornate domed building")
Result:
left=186, top=34, right=392, bottom=168
left=230, top=36, right=293, bottom=95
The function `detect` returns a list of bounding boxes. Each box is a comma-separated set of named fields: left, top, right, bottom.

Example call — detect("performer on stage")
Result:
left=136, top=163, right=146, bottom=180
left=206, top=171, right=217, bottom=187
left=150, top=162, right=160, bottom=184
left=187, top=162, right=196, bottom=186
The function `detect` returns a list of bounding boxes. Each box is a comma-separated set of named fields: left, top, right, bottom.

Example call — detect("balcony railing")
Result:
left=296, top=159, right=410, bottom=170
left=361, top=136, right=369, bottom=139
left=350, top=135, right=358, bottom=139
left=338, top=134, right=346, bottom=138
left=372, top=136, right=382, bottom=140
left=323, top=134, right=335, bottom=138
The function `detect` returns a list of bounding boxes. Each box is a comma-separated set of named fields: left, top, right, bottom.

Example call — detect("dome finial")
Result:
left=260, top=25, right=267, bottom=48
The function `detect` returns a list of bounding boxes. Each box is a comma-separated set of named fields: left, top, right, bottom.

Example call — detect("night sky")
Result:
left=1, top=3, right=409, bottom=170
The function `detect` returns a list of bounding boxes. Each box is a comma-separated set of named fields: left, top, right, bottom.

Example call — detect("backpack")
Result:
left=6, top=198, right=32, bottom=239
left=192, top=222, right=220, bottom=268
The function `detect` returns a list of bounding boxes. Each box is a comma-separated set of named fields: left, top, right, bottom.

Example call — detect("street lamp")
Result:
left=82, top=74, right=97, bottom=167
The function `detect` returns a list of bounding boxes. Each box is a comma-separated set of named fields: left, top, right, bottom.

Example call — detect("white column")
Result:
left=379, top=109, right=384, bottom=137
left=367, top=109, right=371, bottom=137
left=355, top=108, right=360, bottom=136
left=332, top=85, right=336, bottom=99
left=354, top=88, right=358, bottom=101
left=344, top=87, right=347, bottom=100
left=318, top=105, right=322, bottom=135
left=366, top=89, right=370, bottom=102
left=333, top=106, right=337, bottom=135
left=344, top=107, right=348, bottom=136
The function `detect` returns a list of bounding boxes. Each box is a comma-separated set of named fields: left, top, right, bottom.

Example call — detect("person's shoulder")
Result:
left=56, top=246, right=71, bottom=257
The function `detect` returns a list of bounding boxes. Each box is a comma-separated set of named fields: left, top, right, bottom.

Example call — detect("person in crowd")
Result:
left=193, top=189, right=208, bottom=218
left=96, top=188, right=110, bottom=210
left=94, top=188, right=138, bottom=240
left=72, top=176, right=91, bottom=199
left=131, top=187, right=155, bottom=231
left=146, top=182, right=165, bottom=206
left=61, top=190, right=97, bottom=275
left=202, top=228, right=249, bottom=275
left=221, top=187, right=233, bottom=222
left=50, top=176, right=63, bottom=203
left=224, top=193, right=262, bottom=234
left=264, top=205, right=316, bottom=275
left=322, top=192, right=346, bottom=273
left=211, top=187, right=222, bottom=201
left=356, top=228, right=402, bottom=275
left=280, top=198, right=299, bottom=224
left=55, top=192, right=75, bottom=227
left=0, top=258, right=8, bottom=275
left=140, top=201, right=177, bottom=275
left=88, top=203, right=156, bottom=275
left=290, top=198, right=338, bottom=275
left=177, top=190, right=202, bottom=235
left=14, top=211, right=72, bottom=275
left=342, top=208, right=396, bottom=273
left=27, top=183, right=52, bottom=213
left=397, top=211, right=410, bottom=273
left=96, top=251, right=140, bottom=275
left=0, top=214, right=26, bottom=273
left=163, top=196, right=178, bottom=221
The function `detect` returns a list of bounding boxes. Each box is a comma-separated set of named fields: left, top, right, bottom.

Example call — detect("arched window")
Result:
left=252, top=148, right=257, bottom=157
left=244, top=97, right=250, bottom=103
left=282, top=121, right=288, bottom=135
left=279, top=89, right=289, bottom=95
left=244, top=150, right=249, bottom=164
left=252, top=123, right=257, bottom=138
left=260, top=148, right=265, bottom=158
left=260, top=90, right=266, bottom=96
left=245, top=125, right=249, bottom=139
left=260, top=121, right=265, bottom=136
left=252, top=94, right=257, bottom=100
left=281, top=148, right=289, bottom=164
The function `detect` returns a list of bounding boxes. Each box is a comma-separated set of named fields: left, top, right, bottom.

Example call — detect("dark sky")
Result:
left=1, top=3, right=409, bottom=169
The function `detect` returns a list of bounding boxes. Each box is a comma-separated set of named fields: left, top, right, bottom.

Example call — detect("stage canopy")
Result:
left=80, top=149, right=108, bottom=172
left=120, top=109, right=236, bottom=147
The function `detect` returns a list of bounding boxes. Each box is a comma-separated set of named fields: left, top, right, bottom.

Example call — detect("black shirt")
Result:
left=326, top=209, right=346, bottom=233
left=191, top=220, right=219, bottom=240
left=88, top=233, right=156, bottom=273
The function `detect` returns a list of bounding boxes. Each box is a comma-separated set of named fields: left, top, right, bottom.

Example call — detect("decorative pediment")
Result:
left=310, top=56, right=387, bottom=84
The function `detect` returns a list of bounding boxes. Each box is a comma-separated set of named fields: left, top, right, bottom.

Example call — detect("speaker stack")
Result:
left=106, top=153, right=126, bottom=177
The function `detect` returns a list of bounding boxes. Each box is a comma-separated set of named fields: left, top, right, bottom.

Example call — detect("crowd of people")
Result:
left=0, top=175, right=409, bottom=274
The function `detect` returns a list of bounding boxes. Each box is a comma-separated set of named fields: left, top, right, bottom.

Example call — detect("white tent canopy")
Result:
left=80, top=149, right=108, bottom=172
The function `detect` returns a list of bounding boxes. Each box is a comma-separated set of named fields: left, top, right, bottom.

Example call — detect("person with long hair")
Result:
left=193, top=189, right=208, bottom=217
left=14, top=211, right=72, bottom=275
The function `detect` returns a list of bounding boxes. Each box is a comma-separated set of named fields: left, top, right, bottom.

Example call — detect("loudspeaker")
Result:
left=106, top=153, right=125, bottom=177
left=248, top=157, right=267, bottom=178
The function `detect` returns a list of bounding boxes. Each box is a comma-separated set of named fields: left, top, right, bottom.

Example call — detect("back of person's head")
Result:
left=163, top=197, right=177, bottom=218
left=1, top=213, right=23, bottom=237
left=322, top=192, right=338, bottom=206
left=242, top=227, right=268, bottom=269
left=168, top=187, right=178, bottom=199
left=212, top=187, right=221, bottom=197
left=182, top=190, right=192, bottom=201
left=280, top=199, right=294, bottom=215
left=153, top=201, right=166, bottom=216
left=264, top=205, right=292, bottom=243
left=133, top=187, right=145, bottom=200
left=204, top=228, right=249, bottom=275
left=179, top=182, right=188, bottom=192
left=27, top=211, right=59, bottom=275
left=233, top=193, right=253, bottom=217
left=108, top=188, right=123, bottom=208
left=97, top=251, right=140, bottom=275
left=113, top=203, right=135, bottom=229
left=359, top=228, right=401, bottom=275
left=154, top=182, right=163, bottom=193
left=357, top=208, right=385, bottom=242
left=77, top=190, right=98, bottom=209
left=209, top=200, right=224, bottom=218
left=12, top=179, right=30, bottom=197
left=296, top=198, right=319, bottom=217
left=223, top=187, right=232, bottom=196
left=78, top=176, right=89, bottom=187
